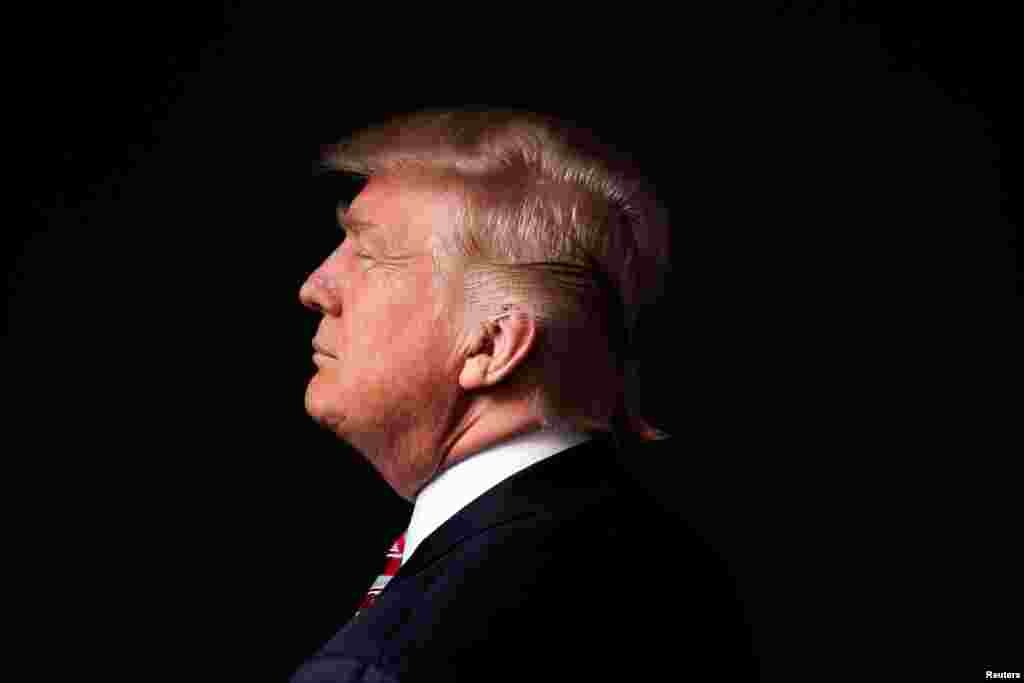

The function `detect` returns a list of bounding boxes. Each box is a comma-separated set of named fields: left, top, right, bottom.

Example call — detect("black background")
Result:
left=5, top=3, right=1018, bottom=681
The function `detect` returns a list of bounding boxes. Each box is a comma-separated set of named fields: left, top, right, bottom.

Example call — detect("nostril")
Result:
left=299, top=271, right=341, bottom=315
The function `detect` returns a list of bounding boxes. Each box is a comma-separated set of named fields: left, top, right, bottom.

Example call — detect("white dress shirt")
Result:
left=401, top=429, right=593, bottom=567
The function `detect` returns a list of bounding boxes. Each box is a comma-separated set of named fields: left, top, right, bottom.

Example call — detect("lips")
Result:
left=312, top=342, right=336, bottom=358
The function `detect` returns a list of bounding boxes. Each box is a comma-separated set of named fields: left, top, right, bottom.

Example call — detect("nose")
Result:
left=299, top=268, right=342, bottom=316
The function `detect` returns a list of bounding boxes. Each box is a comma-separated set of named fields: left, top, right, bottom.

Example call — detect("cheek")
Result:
left=367, top=283, right=445, bottom=352
left=377, top=317, right=456, bottom=396
left=336, top=274, right=453, bottom=382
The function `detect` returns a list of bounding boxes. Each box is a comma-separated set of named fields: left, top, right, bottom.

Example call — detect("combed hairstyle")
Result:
left=322, top=107, right=671, bottom=442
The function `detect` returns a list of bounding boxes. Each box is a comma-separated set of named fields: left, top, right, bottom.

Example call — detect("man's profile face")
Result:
left=299, top=175, right=465, bottom=495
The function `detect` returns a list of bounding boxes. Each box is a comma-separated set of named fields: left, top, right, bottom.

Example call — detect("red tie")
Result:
left=354, top=531, right=406, bottom=618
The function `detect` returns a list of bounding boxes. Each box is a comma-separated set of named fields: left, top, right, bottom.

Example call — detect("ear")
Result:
left=459, top=311, right=538, bottom=391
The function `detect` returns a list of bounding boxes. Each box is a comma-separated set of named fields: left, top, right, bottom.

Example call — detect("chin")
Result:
left=304, top=382, right=343, bottom=427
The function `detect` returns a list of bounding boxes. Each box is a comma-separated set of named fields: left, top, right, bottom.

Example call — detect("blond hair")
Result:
left=322, top=107, right=671, bottom=442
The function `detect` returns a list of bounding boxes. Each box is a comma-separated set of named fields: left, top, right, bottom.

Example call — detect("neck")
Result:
left=410, top=393, right=543, bottom=500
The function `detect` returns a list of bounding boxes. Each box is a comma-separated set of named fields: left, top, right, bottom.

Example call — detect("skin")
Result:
left=299, top=174, right=544, bottom=502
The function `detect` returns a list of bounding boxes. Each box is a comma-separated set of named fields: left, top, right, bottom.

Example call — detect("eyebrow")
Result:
left=336, top=200, right=379, bottom=235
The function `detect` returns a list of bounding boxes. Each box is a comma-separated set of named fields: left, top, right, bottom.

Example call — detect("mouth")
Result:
left=312, top=342, right=337, bottom=359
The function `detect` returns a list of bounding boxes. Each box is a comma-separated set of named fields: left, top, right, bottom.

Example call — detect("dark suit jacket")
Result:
left=290, top=434, right=757, bottom=682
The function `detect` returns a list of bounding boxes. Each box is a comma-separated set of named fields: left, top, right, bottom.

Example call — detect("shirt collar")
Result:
left=402, top=428, right=593, bottom=566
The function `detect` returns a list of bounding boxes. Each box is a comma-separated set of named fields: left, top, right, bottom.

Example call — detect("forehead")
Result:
left=342, top=174, right=459, bottom=248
